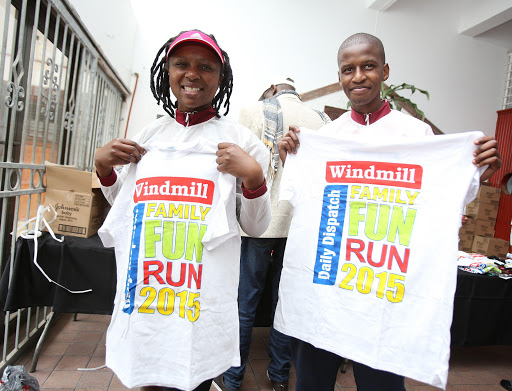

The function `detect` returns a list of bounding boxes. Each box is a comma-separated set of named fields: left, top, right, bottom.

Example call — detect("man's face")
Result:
left=338, top=42, right=389, bottom=114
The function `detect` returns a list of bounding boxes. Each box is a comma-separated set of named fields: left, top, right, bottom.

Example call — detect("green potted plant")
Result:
left=381, top=83, right=430, bottom=121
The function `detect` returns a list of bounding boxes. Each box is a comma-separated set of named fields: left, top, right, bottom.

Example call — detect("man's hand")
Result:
left=278, top=125, right=301, bottom=166
left=216, top=143, right=264, bottom=190
left=95, top=138, right=146, bottom=177
left=473, top=136, right=502, bottom=183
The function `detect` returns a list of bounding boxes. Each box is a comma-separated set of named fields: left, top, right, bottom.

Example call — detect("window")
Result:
left=504, top=51, right=512, bottom=109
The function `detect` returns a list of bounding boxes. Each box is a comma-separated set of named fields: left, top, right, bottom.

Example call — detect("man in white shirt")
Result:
left=277, top=33, right=502, bottom=391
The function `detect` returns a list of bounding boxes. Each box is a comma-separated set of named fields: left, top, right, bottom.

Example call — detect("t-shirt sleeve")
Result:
left=235, top=123, right=272, bottom=236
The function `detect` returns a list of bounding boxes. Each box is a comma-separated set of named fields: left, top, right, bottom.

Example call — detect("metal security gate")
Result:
left=0, top=0, right=128, bottom=372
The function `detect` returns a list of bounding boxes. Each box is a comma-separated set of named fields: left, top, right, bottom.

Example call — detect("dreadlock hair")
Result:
left=337, top=32, right=386, bottom=65
left=150, top=29, right=233, bottom=119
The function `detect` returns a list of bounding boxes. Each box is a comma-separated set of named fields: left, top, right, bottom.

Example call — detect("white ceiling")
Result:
left=367, top=0, right=512, bottom=51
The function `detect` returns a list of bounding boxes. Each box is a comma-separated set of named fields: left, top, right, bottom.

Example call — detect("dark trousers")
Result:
left=291, top=338, right=406, bottom=391
left=223, top=237, right=291, bottom=390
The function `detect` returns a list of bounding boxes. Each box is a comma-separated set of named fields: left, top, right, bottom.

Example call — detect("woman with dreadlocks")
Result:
left=94, top=30, right=271, bottom=391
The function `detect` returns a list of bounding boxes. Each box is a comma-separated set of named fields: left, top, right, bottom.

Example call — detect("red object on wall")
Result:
left=488, top=108, right=512, bottom=243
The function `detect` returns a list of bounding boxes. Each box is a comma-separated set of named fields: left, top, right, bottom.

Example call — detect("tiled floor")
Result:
left=13, top=312, right=512, bottom=390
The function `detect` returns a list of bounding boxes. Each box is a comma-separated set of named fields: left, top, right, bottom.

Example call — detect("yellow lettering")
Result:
left=154, top=203, right=167, bottom=218
left=387, top=206, right=416, bottom=246
left=406, top=191, right=419, bottom=205
left=145, top=220, right=161, bottom=258
left=348, top=202, right=366, bottom=236
left=146, top=203, right=157, bottom=217
left=350, top=186, right=361, bottom=199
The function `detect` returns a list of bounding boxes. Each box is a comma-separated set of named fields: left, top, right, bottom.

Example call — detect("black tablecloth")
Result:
left=0, top=232, right=116, bottom=315
left=451, top=269, right=512, bottom=346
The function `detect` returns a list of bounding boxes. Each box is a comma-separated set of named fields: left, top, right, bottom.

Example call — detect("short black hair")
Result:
left=337, top=32, right=386, bottom=65
left=150, top=29, right=233, bottom=118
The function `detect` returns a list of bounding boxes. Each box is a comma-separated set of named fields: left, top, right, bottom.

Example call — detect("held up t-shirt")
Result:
left=275, top=129, right=485, bottom=389
left=99, top=138, right=242, bottom=390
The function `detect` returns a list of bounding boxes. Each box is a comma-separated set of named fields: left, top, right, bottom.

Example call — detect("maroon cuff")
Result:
left=242, top=178, right=267, bottom=199
left=96, top=169, right=117, bottom=186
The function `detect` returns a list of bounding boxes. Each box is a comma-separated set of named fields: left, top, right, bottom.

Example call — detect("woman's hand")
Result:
left=216, top=143, right=264, bottom=190
left=95, top=138, right=146, bottom=177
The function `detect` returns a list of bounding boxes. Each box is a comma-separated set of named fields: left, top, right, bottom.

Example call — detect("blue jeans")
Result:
left=223, top=237, right=291, bottom=390
left=291, top=338, right=406, bottom=391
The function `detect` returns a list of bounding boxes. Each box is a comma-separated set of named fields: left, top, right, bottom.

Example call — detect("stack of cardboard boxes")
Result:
left=459, top=184, right=510, bottom=258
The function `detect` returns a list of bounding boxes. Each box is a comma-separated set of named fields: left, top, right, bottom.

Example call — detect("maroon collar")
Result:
left=176, top=107, right=217, bottom=127
left=350, top=100, right=391, bottom=125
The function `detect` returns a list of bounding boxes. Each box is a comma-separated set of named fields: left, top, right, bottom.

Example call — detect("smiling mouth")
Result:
left=351, top=86, right=370, bottom=92
left=183, top=86, right=202, bottom=92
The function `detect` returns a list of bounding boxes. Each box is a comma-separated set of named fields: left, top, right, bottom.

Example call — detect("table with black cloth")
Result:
left=0, top=232, right=116, bottom=315
left=451, top=269, right=512, bottom=346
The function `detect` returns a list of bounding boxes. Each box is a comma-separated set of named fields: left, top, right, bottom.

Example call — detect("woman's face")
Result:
left=167, top=42, right=223, bottom=113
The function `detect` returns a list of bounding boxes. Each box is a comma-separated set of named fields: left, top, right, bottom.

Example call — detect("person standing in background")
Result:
left=215, top=78, right=330, bottom=391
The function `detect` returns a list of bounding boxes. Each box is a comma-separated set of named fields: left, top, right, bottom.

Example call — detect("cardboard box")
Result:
left=471, top=235, right=510, bottom=258
left=474, top=218, right=495, bottom=237
left=44, top=164, right=108, bottom=238
left=487, top=238, right=510, bottom=259
left=476, top=183, right=501, bottom=206
left=465, top=200, right=499, bottom=222
left=459, top=217, right=476, bottom=236
left=458, top=233, right=474, bottom=252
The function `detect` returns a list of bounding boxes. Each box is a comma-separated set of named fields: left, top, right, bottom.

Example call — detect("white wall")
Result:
left=68, top=0, right=511, bottom=138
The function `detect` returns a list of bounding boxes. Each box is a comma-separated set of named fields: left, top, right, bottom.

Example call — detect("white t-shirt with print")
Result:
left=275, top=128, right=485, bottom=389
left=99, top=139, right=243, bottom=390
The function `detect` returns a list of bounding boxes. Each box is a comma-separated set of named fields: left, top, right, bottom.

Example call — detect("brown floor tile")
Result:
left=448, top=371, right=469, bottom=385
left=446, top=385, right=482, bottom=391
left=40, top=341, right=72, bottom=356
left=76, top=370, right=113, bottom=388
left=42, top=370, right=82, bottom=388
left=31, top=370, right=51, bottom=387
left=32, top=355, right=61, bottom=371
left=55, top=355, right=91, bottom=370
left=406, top=377, right=430, bottom=386
left=45, top=330, right=80, bottom=343
left=65, top=342, right=98, bottom=356
left=336, top=370, right=357, bottom=387
left=456, top=371, right=492, bottom=385
left=471, top=371, right=506, bottom=384
left=249, top=358, right=270, bottom=372
left=74, top=331, right=104, bottom=343
left=253, top=371, right=273, bottom=389
left=240, top=371, right=259, bottom=389
left=86, top=356, right=109, bottom=370
left=93, top=343, right=106, bottom=357
left=109, top=374, right=135, bottom=389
